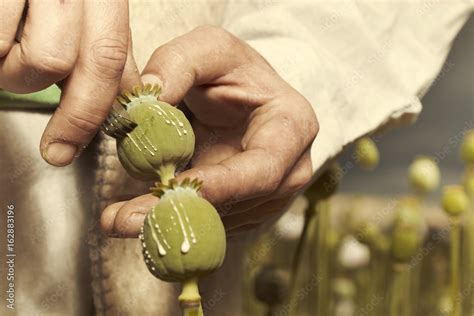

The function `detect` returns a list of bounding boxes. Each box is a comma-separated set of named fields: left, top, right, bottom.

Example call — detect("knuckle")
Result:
left=194, top=25, right=238, bottom=46
left=307, top=115, right=319, bottom=141
left=150, top=42, right=196, bottom=84
left=291, top=96, right=319, bottom=144
left=279, top=155, right=313, bottom=194
left=154, top=42, right=189, bottom=68
left=57, top=105, right=104, bottom=136
left=88, top=37, right=127, bottom=80
left=22, top=47, right=76, bottom=76
left=19, top=40, right=77, bottom=75
left=194, top=25, right=225, bottom=36
left=288, top=167, right=313, bottom=193
left=263, top=180, right=280, bottom=195
left=288, top=178, right=309, bottom=194
left=305, top=105, right=319, bottom=139
left=275, top=112, right=302, bottom=142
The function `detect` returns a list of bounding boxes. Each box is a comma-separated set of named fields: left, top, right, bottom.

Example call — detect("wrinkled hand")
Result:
left=0, top=0, right=139, bottom=166
left=101, top=26, right=318, bottom=237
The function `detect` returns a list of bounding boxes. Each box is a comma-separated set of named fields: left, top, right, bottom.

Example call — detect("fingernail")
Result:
left=141, top=73, right=163, bottom=86
left=43, top=142, right=77, bottom=166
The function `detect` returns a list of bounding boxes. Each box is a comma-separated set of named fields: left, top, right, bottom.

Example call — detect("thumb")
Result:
left=140, top=26, right=245, bottom=105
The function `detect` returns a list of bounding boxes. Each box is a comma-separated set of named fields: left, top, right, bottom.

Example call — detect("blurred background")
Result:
left=339, top=17, right=473, bottom=197
left=244, top=16, right=473, bottom=316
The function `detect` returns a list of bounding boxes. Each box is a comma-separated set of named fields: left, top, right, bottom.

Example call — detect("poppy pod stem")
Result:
left=442, top=186, right=468, bottom=316
left=450, top=217, right=461, bottom=316
left=316, top=199, right=331, bottom=316
left=389, top=263, right=410, bottom=316
left=158, top=163, right=177, bottom=185
left=179, top=278, right=203, bottom=316
left=364, top=230, right=389, bottom=316
left=287, top=203, right=317, bottom=315
left=463, top=168, right=474, bottom=314
left=460, top=131, right=474, bottom=313
left=407, top=195, right=423, bottom=316
left=297, top=164, right=341, bottom=315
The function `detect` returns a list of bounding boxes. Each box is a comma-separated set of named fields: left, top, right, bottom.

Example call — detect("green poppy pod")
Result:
left=354, top=137, right=380, bottom=170
left=391, top=199, right=424, bottom=262
left=140, top=179, right=226, bottom=283
left=442, top=185, right=469, bottom=217
left=102, top=84, right=195, bottom=182
left=408, top=156, right=440, bottom=194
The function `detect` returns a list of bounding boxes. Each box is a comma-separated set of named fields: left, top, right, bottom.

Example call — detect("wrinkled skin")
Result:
left=0, top=0, right=140, bottom=166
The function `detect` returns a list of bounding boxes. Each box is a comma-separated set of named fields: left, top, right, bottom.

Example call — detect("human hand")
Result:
left=0, top=0, right=140, bottom=166
left=101, top=26, right=318, bottom=237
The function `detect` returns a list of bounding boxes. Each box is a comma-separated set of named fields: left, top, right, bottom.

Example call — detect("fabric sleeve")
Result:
left=221, top=0, right=473, bottom=172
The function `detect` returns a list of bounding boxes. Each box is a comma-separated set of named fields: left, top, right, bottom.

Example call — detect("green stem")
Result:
left=404, top=266, right=411, bottom=316
left=290, top=208, right=313, bottom=289
left=466, top=209, right=474, bottom=315
left=179, top=278, right=203, bottom=316
left=462, top=167, right=474, bottom=314
left=316, top=199, right=330, bottom=316
left=327, top=235, right=338, bottom=316
left=158, top=164, right=176, bottom=185
left=450, top=218, right=461, bottom=316
left=411, top=260, right=423, bottom=315
left=372, top=236, right=389, bottom=315
left=288, top=203, right=317, bottom=314
left=411, top=193, right=425, bottom=316
left=368, top=248, right=384, bottom=316
left=389, top=271, right=398, bottom=316
left=389, top=264, right=410, bottom=316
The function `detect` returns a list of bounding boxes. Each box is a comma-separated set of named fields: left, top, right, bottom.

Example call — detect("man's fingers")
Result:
left=215, top=152, right=313, bottom=216
left=100, top=153, right=312, bottom=238
left=40, top=0, right=133, bottom=166
left=0, top=0, right=82, bottom=92
left=274, top=150, right=313, bottom=196
left=0, top=0, right=25, bottom=57
left=101, top=194, right=158, bottom=238
left=141, top=25, right=245, bottom=105
left=227, top=223, right=262, bottom=238
left=97, top=25, right=318, bottom=239
left=177, top=148, right=286, bottom=206
left=120, top=30, right=141, bottom=91
left=175, top=100, right=315, bottom=206
left=226, top=199, right=289, bottom=237
left=222, top=198, right=289, bottom=231
left=101, top=201, right=126, bottom=235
